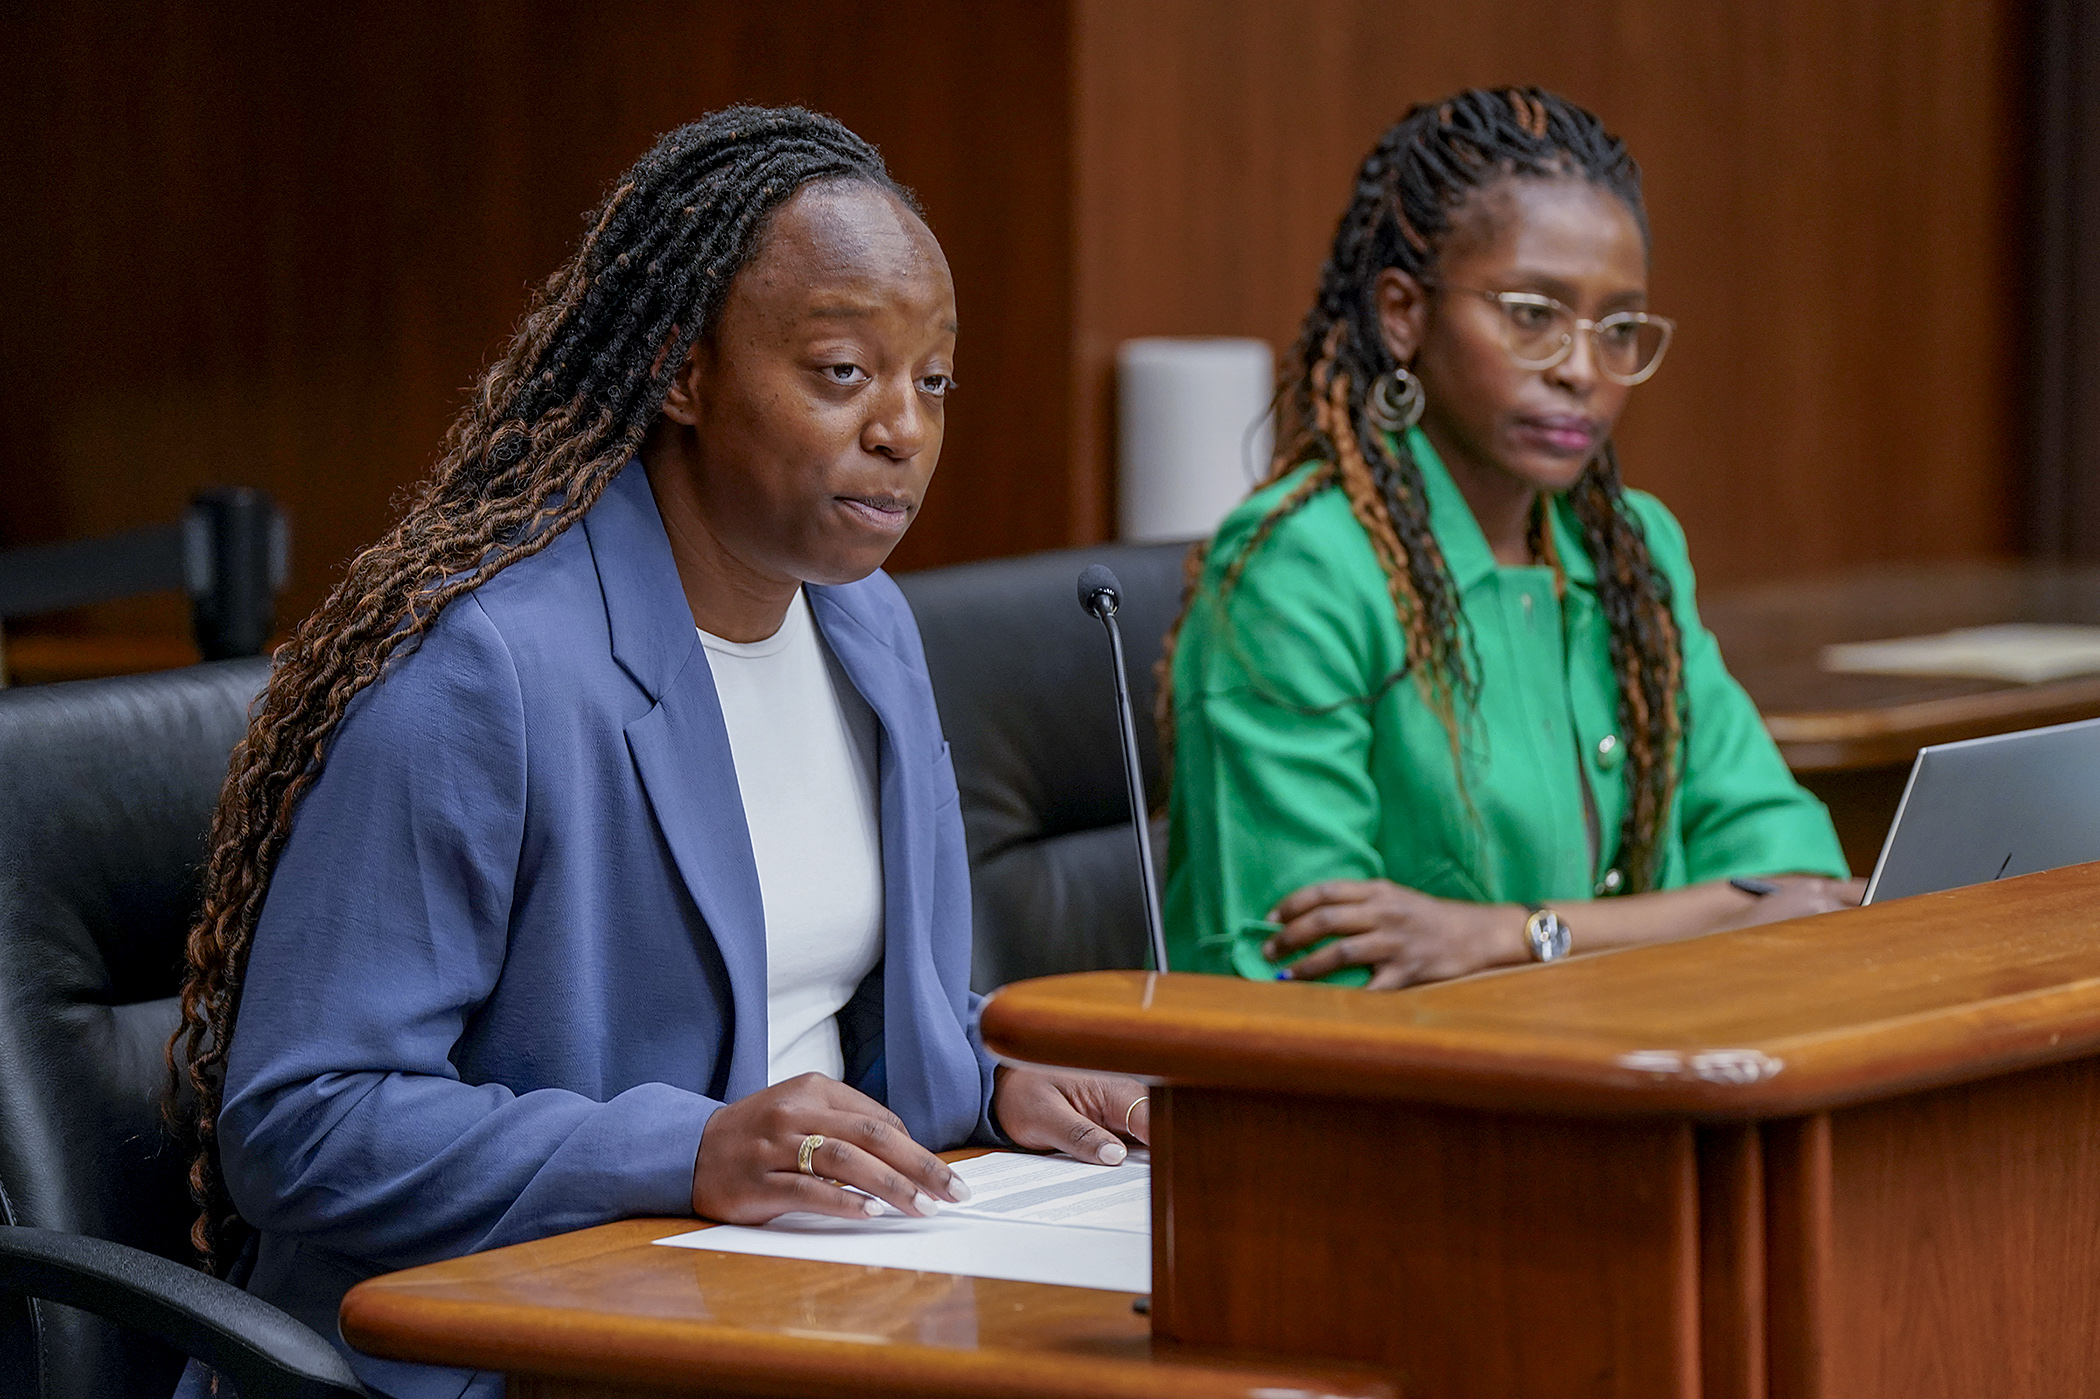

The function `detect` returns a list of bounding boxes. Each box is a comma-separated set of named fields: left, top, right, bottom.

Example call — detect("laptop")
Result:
left=1864, top=714, right=2100, bottom=904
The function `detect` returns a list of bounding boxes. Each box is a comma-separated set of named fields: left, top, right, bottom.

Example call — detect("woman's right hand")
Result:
left=1716, top=875, right=1866, bottom=931
left=1262, top=878, right=1527, bottom=989
left=691, top=1072, right=969, bottom=1225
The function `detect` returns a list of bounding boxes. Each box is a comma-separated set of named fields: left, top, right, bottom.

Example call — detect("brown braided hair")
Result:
left=165, top=107, right=917, bottom=1273
left=1159, top=86, right=1684, bottom=892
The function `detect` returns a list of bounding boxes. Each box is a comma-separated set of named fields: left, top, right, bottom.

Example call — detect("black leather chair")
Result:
left=898, top=540, right=1194, bottom=991
left=0, top=660, right=364, bottom=1398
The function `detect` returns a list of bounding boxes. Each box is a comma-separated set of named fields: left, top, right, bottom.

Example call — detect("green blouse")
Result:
left=1163, top=429, right=1848, bottom=983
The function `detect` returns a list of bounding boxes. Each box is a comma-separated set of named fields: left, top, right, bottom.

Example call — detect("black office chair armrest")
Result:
left=0, top=1227, right=367, bottom=1398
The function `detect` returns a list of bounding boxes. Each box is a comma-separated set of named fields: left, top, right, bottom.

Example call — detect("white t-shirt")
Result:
left=697, top=590, right=884, bottom=1085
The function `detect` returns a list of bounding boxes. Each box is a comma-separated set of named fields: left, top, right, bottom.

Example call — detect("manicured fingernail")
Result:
left=947, top=1176, right=973, bottom=1203
left=1098, top=1139, right=1128, bottom=1165
left=1274, top=970, right=1292, bottom=981
left=914, top=1192, right=940, bottom=1216
left=862, top=1196, right=884, bottom=1216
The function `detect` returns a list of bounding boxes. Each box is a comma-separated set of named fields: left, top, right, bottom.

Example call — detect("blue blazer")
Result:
left=205, top=462, right=995, bottom=1399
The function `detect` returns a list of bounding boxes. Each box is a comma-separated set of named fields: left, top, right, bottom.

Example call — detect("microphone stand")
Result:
left=1080, top=570, right=1170, bottom=974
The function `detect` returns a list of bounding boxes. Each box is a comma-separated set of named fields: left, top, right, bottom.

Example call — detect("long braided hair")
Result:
left=166, top=107, right=916, bottom=1273
left=1160, top=87, right=1684, bottom=892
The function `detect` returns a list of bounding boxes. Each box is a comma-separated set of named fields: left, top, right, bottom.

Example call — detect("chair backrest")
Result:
left=0, top=490, right=287, bottom=668
left=0, top=659, right=268, bottom=1398
left=897, top=541, right=1193, bottom=991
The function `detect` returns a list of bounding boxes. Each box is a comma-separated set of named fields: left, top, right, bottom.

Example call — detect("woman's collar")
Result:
left=1394, top=426, right=1599, bottom=592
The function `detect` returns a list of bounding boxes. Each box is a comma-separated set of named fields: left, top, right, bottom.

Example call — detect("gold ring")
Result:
left=1123, top=1096, right=1149, bottom=1135
left=797, top=1133, right=825, bottom=1176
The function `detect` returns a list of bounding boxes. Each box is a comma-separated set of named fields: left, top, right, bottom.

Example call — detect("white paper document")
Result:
left=1821, top=624, right=2100, bottom=684
left=941, top=1148, right=1150, bottom=1233
left=653, top=1151, right=1150, bottom=1293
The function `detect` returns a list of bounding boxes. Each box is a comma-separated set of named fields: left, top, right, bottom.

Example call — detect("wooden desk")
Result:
left=341, top=1169, right=1396, bottom=1398
left=344, top=870, right=2100, bottom=1397
left=1703, top=562, right=2100, bottom=868
left=983, top=862, right=2100, bottom=1399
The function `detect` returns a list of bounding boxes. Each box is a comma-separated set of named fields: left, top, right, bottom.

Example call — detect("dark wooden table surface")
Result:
left=1702, top=561, right=2100, bottom=869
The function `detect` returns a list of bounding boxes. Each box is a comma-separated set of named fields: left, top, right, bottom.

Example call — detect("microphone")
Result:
left=1077, top=564, right=1170, bottom=974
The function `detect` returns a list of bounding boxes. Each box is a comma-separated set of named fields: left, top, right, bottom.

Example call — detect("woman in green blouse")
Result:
left=1162, top=87, right=1858, bottom=989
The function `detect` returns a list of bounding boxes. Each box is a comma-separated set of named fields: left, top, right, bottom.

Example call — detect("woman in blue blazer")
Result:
left=169, top=108, right=1146, bottom=1399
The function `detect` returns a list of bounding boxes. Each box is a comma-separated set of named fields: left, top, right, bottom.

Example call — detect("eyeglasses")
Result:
left=1448, top=287, right=1675, bottom=386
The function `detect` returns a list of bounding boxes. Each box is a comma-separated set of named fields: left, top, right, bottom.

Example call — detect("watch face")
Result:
left=1528, top=910, right=1572, bottom=962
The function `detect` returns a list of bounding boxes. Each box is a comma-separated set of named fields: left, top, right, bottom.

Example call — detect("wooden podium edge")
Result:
left=982, top=865, right=2100, bottom=1121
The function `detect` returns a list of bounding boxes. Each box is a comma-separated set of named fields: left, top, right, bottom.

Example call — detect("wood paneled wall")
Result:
left=1, top=1, right=2025, bottom=655
left=1071, top=0, right=2027, bottom=588
left=0, top=2, right=1073, bottom=638
left=2032, top=0, right=2100, bottom=560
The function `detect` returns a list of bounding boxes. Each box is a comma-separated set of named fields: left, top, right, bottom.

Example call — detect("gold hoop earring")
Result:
left=1367, top=365, right=1425, bottom=432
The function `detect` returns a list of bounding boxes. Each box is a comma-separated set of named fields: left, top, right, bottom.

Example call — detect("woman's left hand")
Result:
left=1264, top=878, right=1525, bottom=989
left=992, top=1067, right=1150, bottom=1164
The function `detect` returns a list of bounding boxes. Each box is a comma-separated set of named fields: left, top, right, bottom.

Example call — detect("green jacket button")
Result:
left=1596, top=733, right=1622, bottom=771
